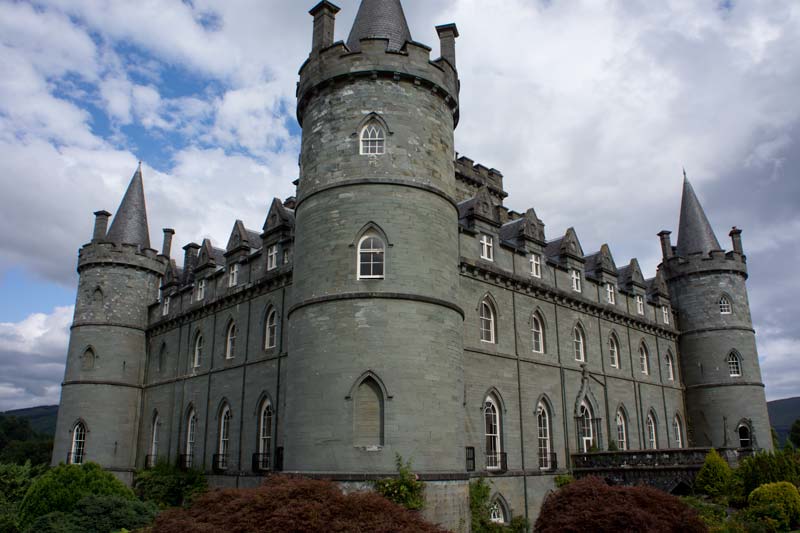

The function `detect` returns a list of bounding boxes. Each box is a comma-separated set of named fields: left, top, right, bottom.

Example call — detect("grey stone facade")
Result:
left=52, top=0, right=772, bottom=530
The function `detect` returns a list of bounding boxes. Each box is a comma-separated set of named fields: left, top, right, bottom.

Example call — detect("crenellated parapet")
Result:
left=454, top=156, right=506, bottom=203
left=659, top=230, right=748, bottom=282
left=78, top=241, right=167, bottom=276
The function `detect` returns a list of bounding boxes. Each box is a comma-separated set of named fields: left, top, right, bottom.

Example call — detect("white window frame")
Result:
left=267, top=245, right=278, bottom=271
left=265, top=309, right=277, bottom=350
left=530, top=254, right=542, bottom=278
left=480, top=301, right=496, bottom=344
left=70, top=422, right=86, bottom=464
left=728, top=353, right=742, bottom=377
left=537, top=402, right=552, bottom=470
left=609, top=335, right=619, bottom=368
left=480, top=234, right=494, bottom=261
left=185, top=410, right=197, bottom=461
left=259, top=401, right=273, bottom=468
left=531, top=314, right=544, bottom=354
left=218, top=406, right=231, bottom=466
left=225, top=322, right=236, bottom=360
left=639, top=344, right=650, bottom=375
left=357, top=235, right=385, bottom=280
left=360, top=122, right=385, bottom=155
left=573, top=326, right=585, bottom=362
left=636, top=295, right=645, bottom=315
left=193, top=334, right=203, bottom=368
left=489, top=501, right=506, bottom=524
left=579, top=401, right=594, bottom=452
left=150, top=415, right=159, bottom=459
left=662, top=305, right=670, bottom=324
left=616, top=410, right=627, bottom=451
left=196, top=279, right=206, bottom=302
left=571, top=270, right=582, bottom=292
left=646, top=413, right=658, bottom=450
left=666, top=353, right=675, bottom=381
left=719, top=296, right=732, bottom=315
left=162, top=296, right=170, bottom=317
left=484, top=396, right=502, bottom=470
left=229, top=264, right=240, bottom=288
left=673, top=416, right=683, bottom=448
left=606, top=283, right=616, bottom=304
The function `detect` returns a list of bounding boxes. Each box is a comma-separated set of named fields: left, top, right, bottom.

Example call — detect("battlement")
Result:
left=454, top=156, right=506, bottom=203
left=78, top=241, right=168, bottom=275
left=662, top=249, right=747, bottom=280
left=297, top=37, right=459, bottom=127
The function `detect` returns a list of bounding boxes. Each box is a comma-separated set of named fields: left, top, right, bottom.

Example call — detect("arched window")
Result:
left=646, top=412, right=658, bottom=450
left=360, top=121, right=385, bottom=155
left=257, top=400, right=273, bottom=470
left=354, top=377, right=384, bottom=447
left=225, top=322, right=237, bottom=359
left=609, top=334, right=620, bottom=368
left=185, top=409, right=197, bottom=468
left=666, top=353, right=675, bottom=381
left=81, top=348, right=96, bottom=371
left=357, top=235, right=385, bottom=280
left=639, top=343, right=650, bottom=375
left=738, top=424, right=752, bottom=449
left=728, top=352, right=742, bottom=377
left=193, top=334, right=203, bottom=369
left=158, top=345, right=167, bottom=374
left=573, top=325, right=585, bottom=362
left=150, top=414, right=160, bottom=459
left=265, top=309, right=277, bottom=350
left=217, top=405, right=232, bottom=470
left=531, top=313, right=544, bottom=353
left=719, top=296, right=732, bottom=315
left=615, top=409, right=628, bottom=451
left=70, top=422, right=86, bottom=464
left=480, top=300, right=496, bottom=344
left=537, top=402, right=552, bottom=470
left=484, top=395, right=502, bottom=469
left=578, top=401, right=594, bottom=452
left=489, top=500, right=507, bottom=524
left=673, top=415, right=684, bottom=448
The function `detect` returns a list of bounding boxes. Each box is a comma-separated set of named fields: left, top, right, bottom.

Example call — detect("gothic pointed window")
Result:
left=185, top=409, right=197, bottom=468
left=738, top=423, right=752, bottom=448
left=537, top=402, right=552, bottom=470
left=150, top=414, right=160, bottom=464
left=81, top=348, right=96, bottom=371
left=647, top=412, right=658, bottom=450
left=257, top=400, right=273, bottom=470
left=609, top=334, right=620, bottom=369
left=673, top=415, right=684, bottom=448
left=354, top=377, right=384, bottom=447
left=193, top=334, right=203, bottom=369
left=719, top=296, right=733, bottom=315
left=217, top=405, right=232, bottom=470
left=489, top=500, right=507, bottom=524
left=666, top=353, right=675, bottom=381
left=578, top=401, right=594, bottom=452
left=639, top=343, right=650, bottom=375
left=480, top=300, right=496, bottom=344
left=358, top=235, right=385, bottom=280
left=728, top=352, right=742, bottom=377
left=360, top=122, right=385, bottom=155
left=70, top=422, right=86, bottom=464
left=225, top=322, right=236, bottom=360
left=531, top=313, right=544, bottom=353
left=573, top=325, right=586, bottom=362
left=616, top=409, right=628, bottom=451
left=484, top=395, right=502, bottom=470
left=265, top=309, right=277, bottom=350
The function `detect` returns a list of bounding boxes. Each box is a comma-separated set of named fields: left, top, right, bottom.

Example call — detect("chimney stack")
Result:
left=93, top=211, right=112, bottom=242
left=309, top=1, right=340, bottom=53
left=161, top=229, right=175, bottom=258
left=183, top=243, right=200, bottom=274
left=436, top=24, right=459, bottom=69
left=658, top=230, right=673, bottom=260
left=730, top=227, right=744, bottom=255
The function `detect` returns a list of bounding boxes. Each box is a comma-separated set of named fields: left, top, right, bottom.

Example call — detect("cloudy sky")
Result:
left=0, top=0, right=798, bottom=411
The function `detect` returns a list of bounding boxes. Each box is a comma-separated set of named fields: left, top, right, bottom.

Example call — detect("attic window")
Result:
left=267, top=245, right=278, bottom=271
left=360, top=122, right=385, bottom=155
left=162, top=296, right=170, bottom=317
left=530, top=254, right=542, bottom=278
left=480, top=235, right=494, bottom=261
left=662, top=305, right=670, bottom=325
left=636, top=295, right=645, bottom=315
left=606, top=283, right=616, bottom=304
left=196, top=280, right=206, bottom=302
left=571, top=270, right=582, bottom=292
left=229, top=264, right=240, bottom=288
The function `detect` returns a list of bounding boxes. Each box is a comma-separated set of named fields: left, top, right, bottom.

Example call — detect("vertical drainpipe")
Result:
left=511, top=254, right=529, bottom=523
left=170, top=321, right=184, bottom=464
left=202, top=312, right=218, bottom=471
left=273, top=285, right=287, bottom=470
left=237, top=297, right=253, bottom=484
left=553, top=268, right=571, bottom=469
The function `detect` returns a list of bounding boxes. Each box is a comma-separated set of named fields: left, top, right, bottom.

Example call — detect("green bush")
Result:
left=134, top=461, right=207, bottom=508
left=681, top=496, right=728, bottom=531
left=374, top=455, right=425, bottom=511
left=17, top=462, right=135, bottom=529
left=0, top=462, right=47, bottom=505
left=0, top=496, right=21, bottom=533
left=469, top=477, right=530, bottom=533
left=695, top=449, right=733, bottom=498
left=745, top=481, right=800, bottom=532
left=736, top=449, right=799, bottom=498
left=554, top=474, right=574, bottom=488
left=25, top=495, right=159, bottom=533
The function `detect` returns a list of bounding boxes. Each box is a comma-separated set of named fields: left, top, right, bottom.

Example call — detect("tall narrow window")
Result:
left=489, top=501, right=507, bottom=524
left=258, top=401, right=273, bottom=470
left=571, top=270, right=582, bottom=292
left=673, top=415, right=684, bottom=448
left=229, top=264, right=240, bottom=287
left=218, top=406, right=231, bottom=470
left=537, top=402, right=552, bottom=470
left=636, top=295, right=645, bottom=315
left=185, top=410, right=197, bottom=467
left=267, top=245, right=278, bottom=271
left=480, top=300, right=496, bottom=344
left=480, top=235, right=494, bottom=261
left=738, top=424, right=752, bottom=448
left=530, top=254, right=542, bottom=278
left=358, top=235, right=385, bottom=279
left=578, top=401, right=594, bottom=452
left=606, top=283, right=616, bottom=304
left=193, top=334, right=203, bottom=369
left=162, top=296, right=170, bottom=317
left=609, top=335, right=620, bottom=369
left=265, top=309, right=277, bottom=350
left=616, top=409, right=627, bottom=451
left=354, top=377, right=384, bottom=447
left=728, top=353, right=742, bottom=377
left=531, top=313, right=544, bottom=353
left=719, top=296, right=732, bottom=315
left=662, top=305, right=670, bottom=324
left=150, top=414, right=160, bottom=460
left=225, top=322, right=236, bottom=359
left=666, top=353, right=675, bottom=381
left=484, top=395, right=502, bottom=470
left=646, top=413, right=658, bottom=450
left=70, top=422, right=86, bottom=464
left=573, top=325, right=585, bottom=362
left=360, top=122, right=385, bottom=155
left=639, top=343, right=650, bottom=375
left=196, top=279, right=206, bottom=302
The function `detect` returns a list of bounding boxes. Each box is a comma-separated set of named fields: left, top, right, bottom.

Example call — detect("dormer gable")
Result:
left=225, top=220, right=261, bottom=261
left=647, top=268, right=670, bottom=302
left=163, top=259, right=181, bottom=289
left=262, top=198, right=295, bottom=238
left=458, top=186, right=500, bottom=230
left=585, top=244, right=618, bottom=281
left=500, top=207, right=546, bottom=248
left=618, top=258, right=646, bottom=292
left=197, top=239, right=225, bottom=272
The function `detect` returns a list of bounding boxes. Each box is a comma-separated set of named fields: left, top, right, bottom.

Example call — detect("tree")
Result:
left=790, top=419, right=800, bottom=448
left=134, top=461, right=207, bottom=508
left=0, top=416, right=54, bottom=465
left=694, top=449, right=733, bottom=499
left=25, top=495, right=158, bottom=533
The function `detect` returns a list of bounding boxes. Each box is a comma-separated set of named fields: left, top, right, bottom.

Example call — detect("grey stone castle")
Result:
left=52, top=0, right=772, bottom=528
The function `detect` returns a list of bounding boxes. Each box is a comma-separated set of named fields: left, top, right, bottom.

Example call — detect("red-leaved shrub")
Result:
left=150, top=475, right=448, bottom=533
left=534, top=477, right=707, bottom=533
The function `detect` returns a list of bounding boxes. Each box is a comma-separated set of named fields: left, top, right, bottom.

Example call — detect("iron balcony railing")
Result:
left=252, top=453, right=271, bottom=473
left=572, top=448, right=711, bottom=470
left=212, top=453, right=229, bottom=473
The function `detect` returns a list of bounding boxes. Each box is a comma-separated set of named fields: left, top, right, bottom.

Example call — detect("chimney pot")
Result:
left=92, top=211, right=112, bottom=241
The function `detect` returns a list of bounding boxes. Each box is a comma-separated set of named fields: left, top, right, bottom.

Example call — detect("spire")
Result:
left=106, top=162, right=151, bottom=249
left=346, top=0, right=412, bottom=52
left=676, top=172, right=721, bottom=256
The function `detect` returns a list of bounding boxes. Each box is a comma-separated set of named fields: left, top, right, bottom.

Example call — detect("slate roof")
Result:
left=346, top=0, right=412, bottom=52
left=106, top=163, right=151, bottom=249
left=677, top=176, right=721, bottom=256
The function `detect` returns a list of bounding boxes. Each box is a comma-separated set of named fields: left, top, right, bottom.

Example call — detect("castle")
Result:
left=52, top=0, right=772, bottom=528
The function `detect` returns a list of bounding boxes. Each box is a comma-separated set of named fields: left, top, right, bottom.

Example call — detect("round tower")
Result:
left=284, top=0, right=467, bottom=524
left=52, top=165, right=167, bottom=483
left=660, top=177, right=772, bottom=451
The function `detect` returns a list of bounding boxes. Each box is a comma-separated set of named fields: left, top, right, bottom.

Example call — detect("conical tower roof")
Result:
left=106, top=163, right=151, bottom=249
left=676, top=174, right=721, bottom=256
left=347, top=0, right=412, bottom=52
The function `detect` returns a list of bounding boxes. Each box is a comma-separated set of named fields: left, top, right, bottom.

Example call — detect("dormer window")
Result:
left=571, top=270, right=582, bottom=293
left=606, top=283, right=616, bottom=304
left=196, top=280, right=206, bottom=302
left=162, top=296, right=170, bottom=317
left=360, top=122, right=385, bottom=155
left=662, top=305, right=670, bottom=325
left=229, top=264, right=240, bottom=287
left=267, top=245, right=278, bottom=271
left=530, top=254, right=542, bottom=278
left=480, top=235, right=494, bottom=261
left=636, top=295, right=645, bottom=315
